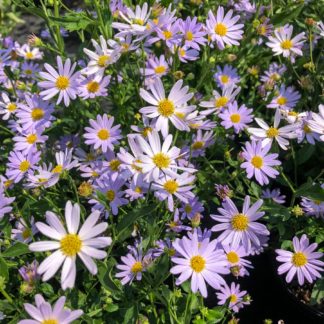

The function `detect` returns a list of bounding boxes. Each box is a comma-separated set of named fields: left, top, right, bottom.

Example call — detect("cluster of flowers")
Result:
left=0, top=0, right=323, bottom=321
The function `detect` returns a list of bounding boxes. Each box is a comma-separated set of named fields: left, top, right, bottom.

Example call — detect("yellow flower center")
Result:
left=190, top=255, right=206, bottom=273
left=163, top=30, right=173, bottom=39
left=106, top=190, right=115, bottom=201
left=281, top=40, right=293, bottom=50
left=86, top=153, right=95, bottom=161
left=24, top=69, right=33, bottom=75
left=133, top=18, right=144, bottom=25
left=251, top=155, right=263, bottom=169
left=277, top=96, right=287, bottom=106
left=257, top=25, right=267, bottom=35
left=131, top=261, right=143, bottom=273
left=19, top=160, right=30, bottom=172
left=22, top=228, right=32, bottom=240
left=42, top=320, right=58, bottom=324
left=230, top=113, right=241, bottom=123
left=220, top=75, right=229, bottom=84
left=7, top=103, right=17, bottom=112
left=97, top=129, right=110, bottom=140
left=4, top=180, right=13, bottom=188
left=292, top=252, right=307, bottom=267
left=185, top=31, right=194, bottom=41
left=52, top=165, right=63, bottom=173
left=192, top=141, right=204, bottom=150
left=78, top=182, right=93, bottom=197
left=55, top=76, right=69, bottom=90
left=179, top=48, right=186, bottom=57
left=26, top=52, right=34, bottom=59
left=158, top=99, right=175, bottom=117
left=31, top=108, right=44, bottom=121
left=92, top=171, right=99, bottom=177
left=184, top=205, right=192, bottom=213
left=227, top=251, right=240, bottom=264
left=163, top=180, right=179, bottom=194
left=135, top=186, right=142, bottom=193
left=60, top=234, right=82, bottom=257
left=288, top=111, right=298, bottom=117
left=214, top=23, right=227, bottom=36
left=266, top=127, right=279, bottom=138
left=98, top=55, right=109, bottom=67
left=231, top=213, right=249, bottom=231
left=154, top=65, right=166, bottom=74
left=87, top=81, right=100, bottom=93
left=303, top=124, right=311, bottom=133
left=142, top=127, right=152, bottom=137
left=152, top=152, right=170, bottom=168
left=230, top=294, right=238, bottom=303
left=26, top=134, right=37, bottom=144
left=215, top=96, right=229, bottom=108
left=110, top=159, right=121, bottom=171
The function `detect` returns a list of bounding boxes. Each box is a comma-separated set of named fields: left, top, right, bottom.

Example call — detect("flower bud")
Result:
left=305, top=18, right=315, bottom=26
left=191, top=213, right=201, bottom=228
left=291, top=205, right=304, bottom=217
left=173, top=71, right=185, bottom=80
left=78, top=182, right=93, bottom=197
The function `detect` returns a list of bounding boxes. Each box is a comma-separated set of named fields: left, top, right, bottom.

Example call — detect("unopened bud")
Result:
left=78, top=182, right=93, bottom=197
left=227, top=54, right=237, bottom=62
left=291, top=205, right=304, bottom=217
left=191, top=213, right=201, bottom=228
left=305, top=18, right=315, bottom=26
left=173, top=71, right=184, bottom=80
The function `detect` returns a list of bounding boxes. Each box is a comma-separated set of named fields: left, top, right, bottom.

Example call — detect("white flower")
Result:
left=308, top=104, right=324, bottom=142
left=248, top=109, right=297, bottom=150
left=29, top=201, right=112, bottom=290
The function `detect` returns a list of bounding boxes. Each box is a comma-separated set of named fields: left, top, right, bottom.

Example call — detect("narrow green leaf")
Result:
left=2, top=242, right=30, bottom=258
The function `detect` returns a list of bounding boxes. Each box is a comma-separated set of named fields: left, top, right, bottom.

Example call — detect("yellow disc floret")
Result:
left=152, top=152, right=170, bottom=168
left=158, top=99, right=175, bottom=117
left=55, top=76, right=69, bottom=90
left=231, top=213, right=249, bottom=231
left=190, top=255, right=206, bottom=273
left=60, top=234, right=82, bottom=257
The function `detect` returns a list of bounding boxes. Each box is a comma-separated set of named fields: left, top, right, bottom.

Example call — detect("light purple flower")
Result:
left=206, top=7, right=244, bottom=50
left=21, top=61, right=40, bottom=79
left=170, top=231, right=228, bottom=297
left=11, top=217, right=38, bottom=243
left=166, top=209, right=192, bottom=233
left=211, top=196, right=269, bottom=251
left=214, top=65, right=240, bottom=89
left=16, top=44, right=43, bottom=60
left=18, top=294, right=83, bottom=324
left=215, top=184, right=232, bottom=200
left=260, top=63, right=286, bottom=84
left=0, top=92, right=18, bottom=120
left=296, top=112, right=321, bottom=145
left=267, top=85, right=301, bottom=110
left=190, top=130, right=215, bottom=157
left=51, top=148, right=78, bottom=174
left=78, top=75, right=111, bottom=99
left=140, top=55, right=170, bottom=79
left=19, top=260, right=40, bottom=283
left=38, top=56, right=80, bottom=106
left=179, top=197, right=204, bottom=220
left=177, top=45, right=200, bottom=63
left=0, top=181, right=15, bottom=219
left=301, top=195, right=324, bottom=219
left=13, top=128, right=48, bottom=154
left=308, top=104, right=324, bottom=141
left=261, top=188, right=286, bottom=204
left=276, top=234, right=324, bottom=285
left=84, top=114, right=122, bottom=153
left=241, top=141, right=281, bottom=186
left=219, top=101, right=253, bottom=133
left=216, top=282, right=249, bottom=313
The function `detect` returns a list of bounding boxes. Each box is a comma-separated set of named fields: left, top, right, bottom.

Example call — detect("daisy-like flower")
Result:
left=211, top=196, right=269, bottom=251
left=206, top=6, right=244, bottom=50
left=0, top=92, right=18, bottom=120
left=84, top=114, right=122, bottom=153
left=16, top=44, right=43, bottom=60
left=90, top=173, right=128, bottom=216
left=219, top=101, right=253, bottom=134
left=266, top=24, right=305, bottom=58
left=112, top=2, right=151, bottom=37
left=139, top=79, right=196, bottom=137
left=248, top=109, right=297, bottom=150
left=190, top=129, right=215, bottom=157
left=116, top=243, right=148, bottom=285
left=125, top=175, right=148, bottom=201
left=38, top=56, right=80, bottom=106
left=0, top=182, right=15, bottom=219
left=216, top=282, right=250, bottom=313
left=29, top=201, right=112, bottom=290
left=214, top=65, right=240, bottom=89
left=296, top=112, right=320, bottom=145
left=140, top=55, right=170, bottom=79
left=83, top=35, right=121, bottom=78
left=16, top=94, right=55, bottom=132
left=179, top=197, right=204, bottom=220
left=13, top=128, right=48, bottom=154
left=177, top=46, right=200, bottom=63
left=135, top=131, right=195, bottom=181
left=19, top=260, right=39, bottom=284
left=18, top=294, right=83, bottom=324
left=166, top=208, right=191, bottom=233
left=200, top=84, right=241, bottom=116
left=301, top=194, right=324, bottom=219
left=6, top=150, right=41, bottom=183
left=316, top=21, right=324, bottom=38
left=25, top=165, right=60, bottom=189
left=11, top=217, right=38, bottom=243
left=267, top=85, right=301, bottom=110
left=78, top=75, right=111, bottom=99
left=276, top=234, right=324, bottom=285
left=21, top=61, right=40, bottom=79
left=215, top=184, right=232, bottom=200
left=153, top=173, right=195, bottom=212
left=241, top=141, right=281, bottom=186
left=256, top=17, right=273, bottom=43
left=51, top=148, right=78, bottom=174
left=261, top=188, right=286, bottom=204
left=178, top=16, right=207, bottom=50
left=154, top=22, right=182, bottom=48
left=170, top=230, right=228, bottom=298
left=308, top=104, right=324, bottom=141
left=260, top=63, right=286, bottom=85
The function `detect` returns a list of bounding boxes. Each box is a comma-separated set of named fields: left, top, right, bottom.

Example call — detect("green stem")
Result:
left=281, top=171, right=295, bottom=193
left=0, top=124, right=15, bottom=136
left=0, top=287, right=13, bottom=304
left=183, top=292, right=192, bottom=323
left=94, top=0, right=108, bottom=39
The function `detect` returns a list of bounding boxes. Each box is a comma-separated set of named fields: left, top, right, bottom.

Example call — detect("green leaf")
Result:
left=205, top=307, right=226, bottom=323
left=271, top=5, right=304, bottom=26
left=48, top=13, right=95, bottom=32
left=97, top=259, right=122, bottom=294
left=0, top=256, right=9, bottom=281
left=2, top=242, right=30, bottom=258
left=310, top=278, right=324, bottom=304
left=122, top=305, right=137, bottom=324
left=296, top=145, right=316, bottom=165
left=40, top=283, right=54, bottom=297
left=295, top=183, right=324, bottom=201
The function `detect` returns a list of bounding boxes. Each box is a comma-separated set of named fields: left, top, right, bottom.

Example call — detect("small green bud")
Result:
left=291, top=205, right=304, bottom=217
